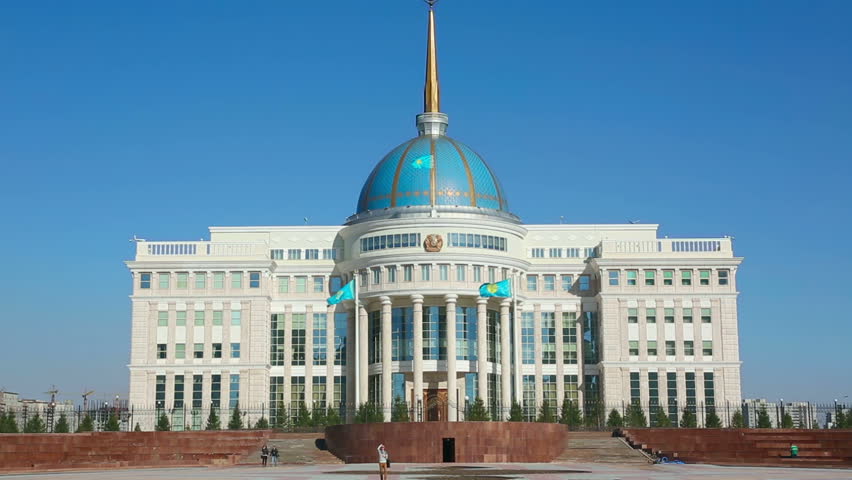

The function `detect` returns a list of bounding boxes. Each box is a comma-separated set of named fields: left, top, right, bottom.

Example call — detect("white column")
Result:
left=326, top=304, right=335, bottom=409
left=533, top=304, right=543, bottom=410
left=576, top=310, right=585, bottom=406
left=346, top=304, right=357, bottom=422
left=555, top=304, right=565, bottom=408
left=305, top=305, right=314, bottom=408
left=445, top=294, right=458, bottom=421
left=500, top=299, right=512, bottom=420
left=477, top=297, right=488, bottom=406
left=358, top=304, right=368, bottom=405
left=412, top=294, right=424, bottom=421
left=381, top=296, right=392, bottom=421
left=514, top=301, right=523, bottom=404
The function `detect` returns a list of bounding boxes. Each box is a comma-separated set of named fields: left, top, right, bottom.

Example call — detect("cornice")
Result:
left=126, top=260, right=274, bottom=270
left=592, top=257, right=744, bottom=267
left=599, top=360, right=742, bottom=368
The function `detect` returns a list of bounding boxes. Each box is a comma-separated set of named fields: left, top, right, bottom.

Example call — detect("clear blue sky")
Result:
left=1, top=0, right=850, bottom=405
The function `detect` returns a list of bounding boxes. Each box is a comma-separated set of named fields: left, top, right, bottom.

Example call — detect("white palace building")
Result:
left=126, top=5, right=743, bottom=428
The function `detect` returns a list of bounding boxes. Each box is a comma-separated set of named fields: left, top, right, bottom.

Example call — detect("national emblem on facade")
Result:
left=424, top=234, right=443, bottom=252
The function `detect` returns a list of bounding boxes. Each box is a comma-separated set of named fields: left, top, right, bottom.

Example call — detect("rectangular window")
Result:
left=421, top=264, right=431, bottom=281
left=288, top=249, right=302, bottom=260
left=543, top=275, right=555, bottom=291
left=667, top=372, right=678, bottom=423
left=473, top=265, right=482, bottom=282
left=292, top=313, right=306, bottom=366
left=312, top=376, right=327, bottom=407
left=648, top=372, right=660, bottom=423
left=305, top=249, right=319, bottom=260
left=646, top=308, right=656, bottom=323
left=231, top=272, right=242, bottom=288
left=645, top=270, right=655, bottom=286
left=249, top=271, right=261, bottom=288
left=699, top=270, right=711, bottom=286
left=549, top=247, right=563, bottom=258
left=194, top=273, right=206, bottom=289
left=681, top=270, right=692, bottom=286
left=155, top=375, right=166, bottom=409
left=664, top=308, right=675, bottom=323
left=157, top=343, right=167, bottom=359
left=663, top=270, right=674, bottom=286
left=439, top=264, right=449, bottom=281
left=322, top=248, right=337, bottom=260
left=686, top=372, right=696, bottom=410
left=194, top=311, right=204, bottom=326
left=334, top=312, right=348, bottom=366
left=212, top=343, right=222, bottom=358
left=626, top=270, right=637, bottom=286
left=522, top=375, right=536, bottom=421
left=369, top=311, right=382, bottom=363
left=702, top=340, right=713, bottom=356
left=270, top=314, right=285, bottom=366
left=630, top=372, right=640, bottom=403
left=178, top=311, right=189, bottom=327
left=487, top=310, right=501, bottom=363
left=295, top=276, right=307, bottom=293
left=192, top=374, right=202, bottom=409
left=175, top=343, right=186, bottom=359
left=456, top=265, right=466, bottom=282
left=372, top=268, right=381, bottom=285
left=313, top=313, right=327, bottom=365
left=521, top=312, right=535, bottom=364
left=403, top=265, right=413, bottom=282
left=541, top=312, right=556, bottom=364
left=229, top=374, right=240, bottom=408
left=627, top=308, right=638, bottom=323
left=683, top=308, right=693, bottom=323
left=647, top=340, right=657, bottom=356
left=211, top=374, right=221, bottom=408
left=213, top=311, right=223, bottom=326
left=704, top=372, right=715, bottom=409
left=665, top=340, right=676, bottom=356
left=140, top=272, right=152, bottom=289
left=278, top=276, right=289, bottom=293
left=629, top=340, right=639, bottom=356
left=526, top=275, right=538, bottom=292
left=173, top=375, right=184, bottom=409
left=231, top=342, right=240, bottom=358
left=213, top=272, right=225, bottom=289
left=564, top=374, right=579, bottom=401
left=158, top=273, right=170, bottom=289
left=193, top=343, right=204, bottom=359
left=488, top=267, right=496, bottom=283
left=387, top=266, right=397, bottom=283
left=562, top=312, right=577, bottom=364
left=531, top=248, right=545, bottom=258
left=579, top=275, right=590, bottom=291
left=176, top=272, right=188, bottom=289
left=271, top=249, right=285, bottom=260
left=231, top=310, right=241, bottom=326
left=157, top=311, right=168, bottom=327
left=562, top=275, right=573, bottom=291
left=542, top=375, right=557, bottom=415
left=684, top=340, right=694, bottom=356
left=608, top=270, right=619, bottom=286
left=701, top=308, right=712, bottom=323
left=313, top=276, right=325, bottom=292
left=718, top=269, right=729, bottom=285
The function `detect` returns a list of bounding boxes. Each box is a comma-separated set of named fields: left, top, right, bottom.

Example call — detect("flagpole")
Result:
left=353, top=271, right=360, bottom=408
left=513, top=272, right=521, bottom=405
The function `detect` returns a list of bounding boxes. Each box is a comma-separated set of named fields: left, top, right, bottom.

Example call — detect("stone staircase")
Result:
left=255, top=432, right=342, bottom=465
left=553, top=431, right=651, bottom=465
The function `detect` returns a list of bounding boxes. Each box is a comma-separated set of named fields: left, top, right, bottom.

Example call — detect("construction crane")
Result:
left=82, top=390, right=95, bottom=412
left=45, top=386, right=59, bottom=432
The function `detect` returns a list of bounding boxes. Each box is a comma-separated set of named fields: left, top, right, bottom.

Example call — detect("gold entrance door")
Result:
left=425, top=389, right=448, bottom=421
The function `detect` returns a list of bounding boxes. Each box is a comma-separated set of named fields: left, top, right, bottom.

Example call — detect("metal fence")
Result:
left=1, top=400, right=849, bottom=432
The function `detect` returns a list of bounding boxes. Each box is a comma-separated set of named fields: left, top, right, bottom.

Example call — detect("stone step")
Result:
left=555, top=432, right=650, bottom=465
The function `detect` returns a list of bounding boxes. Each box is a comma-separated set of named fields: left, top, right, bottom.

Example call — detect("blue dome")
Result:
left=357, top=135, right=510, bottom=214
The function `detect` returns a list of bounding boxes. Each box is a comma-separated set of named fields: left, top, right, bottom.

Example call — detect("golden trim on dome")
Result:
left=390, top=138, right=419, bottom=207
left=424, top=6, right=440, bottom=113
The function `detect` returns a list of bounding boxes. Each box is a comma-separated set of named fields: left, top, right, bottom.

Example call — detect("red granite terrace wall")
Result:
left=324, top=422, right=567, bottom=463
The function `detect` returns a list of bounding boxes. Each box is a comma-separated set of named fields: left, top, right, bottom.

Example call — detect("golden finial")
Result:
left=424, top=0, right=440, bottom=113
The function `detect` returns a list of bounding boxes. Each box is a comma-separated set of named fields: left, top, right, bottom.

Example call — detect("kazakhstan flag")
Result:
left=411, top=154, right=433, bottom=169
left=479, top=279, right=512, bottom=298
left=327, top=279, right=355, bottom=305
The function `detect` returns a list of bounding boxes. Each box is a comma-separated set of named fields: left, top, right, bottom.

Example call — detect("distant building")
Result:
left=743, top=398, right=779, bottom=428
left=783, top=401, right=817, bottom=428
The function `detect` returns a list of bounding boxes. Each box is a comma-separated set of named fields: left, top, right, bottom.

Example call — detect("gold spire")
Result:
left=424, top=5, right=440, bottom=113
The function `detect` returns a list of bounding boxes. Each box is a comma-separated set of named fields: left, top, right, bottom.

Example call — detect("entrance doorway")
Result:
left=442, top=437, right=456, bottom=462
left=413, top=388, right=448, bottom=421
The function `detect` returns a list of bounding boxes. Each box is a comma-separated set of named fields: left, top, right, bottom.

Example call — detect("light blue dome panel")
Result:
left=434, top=138, right=471, bottom=206
left=394, top=137, right=434, bottom=207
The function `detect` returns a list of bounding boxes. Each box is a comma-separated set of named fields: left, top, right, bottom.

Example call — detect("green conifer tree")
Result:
left=537, top=400, right=556, bottom=423
left=273, top=403, right=288, bottom=429
left=680, top=408, right=697, bottom=428
left=757, top=406, right=772, bottom=428
left=584, top=400, right=604, bottom=429
left=228, top=403, right=244, bottom=430
left=731, top=409, right=744, bottom=428
left=205, top=407, right=221, bottom=430
left=390, top=397, right=410, bottom=422
left=295, top=402, right=312, bottom=427
left=653, top=408, right=672, bottom=427
left=254, top=416, right=269, bottom=429
left=781, top=412, right=794, bottom=429
left=325, top=405, right=342, bottom=426
left=24, top=413, right=47, bottom=433
left=624, top=403, right=647, bottom=428
left=508, top=401, right=523, bottom=422
left=155, top=412, right=171, bottom=431
left=310, top=403, right=327, bottom=427
left=558, top=398, right=583, bottom=427
left=77, top=414, right=94, bottom=432
left=134, top=422, right=142, bottom=432
left=606, top=409, right=623, bottom=428
left=705, top=410, right=722, bottom=428
left=104, top=413, right=120, bottom=432
left=54, top=413, right=70, bottom=433
left=467, top=397, right=490, bottom=421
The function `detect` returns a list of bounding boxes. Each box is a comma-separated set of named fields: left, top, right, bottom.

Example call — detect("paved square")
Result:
left=2, top=463, right=852, bottom=480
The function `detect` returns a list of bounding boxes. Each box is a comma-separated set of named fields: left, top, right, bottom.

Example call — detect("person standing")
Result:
left=270, top=446, right=279, bottom=466
left=261, top=445, right=269, bottom=466
left=377, top=444, right=389, bottom=480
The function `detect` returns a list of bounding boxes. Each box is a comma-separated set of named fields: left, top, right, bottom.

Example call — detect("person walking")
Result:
left=377, top=443, right=389, bottom=480
left=261, top=444, right=269, bottom=466
left=270, top=446, right=279, bottom=466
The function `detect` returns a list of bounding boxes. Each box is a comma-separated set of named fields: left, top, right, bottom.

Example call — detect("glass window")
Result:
left=522, top=375, right=536, bottom=421
left=176, top=272, right=188, bottom=289
left=521, top=312, right=535, bottom=364
left=288, top=249, right=302, bottom=260
left=562, top=275, right=573, bottom=291
left=175, top=343, right=185, bottom=359
left=579, top=275, right=590, bottom=291
left=372, top=268, right=381, bottom=284
left=330, top=276, right=343, bottom=292
left=646, top=308, right=656, bottom=323
left=271, top=314, right=285, bottom=366
left=213, top=311, right=223, bottom=326
left=231, top=272, right=242, bottom=288
left=647, top=340, right=657, bottom=356
left=473, top=265, right=482, bottom=282
left=665, top=308, right=675, bottom=323
left=193, top=311, right=203, bottom=326
left=278, top=276, right=289, bottom=293
left=543, top=275, right=555, bottom=291
left=313, top=313, right=327, bottom=365
left=681, top=270, right=692, bottom=285
left=157, top=344, right=167, bottom=359
left=627, top=308, right=638, bottom=323
left=699, top=270, right=711, bottom=286
left=531, top=248, right=545, bottom=258
left=313, top=276, right=325, bottom=292
left=231, top=310, right=241, bottom=326
left=157, top=311, right=168, bottom=327
left=701, top=308, right=712, bottom=323
left=665, top=340, right=676, bottom=356
left=387, top=267, right=397, bottom=283
left=305, top=249, right=319, bottom=260
left=702, top=340, right=713, bottom=356
left=194, top=272, right=206, bottom=289
left=663, top=270, right=674, bottom=286
left=626, top=270, right=637, bottom=286
left=608, top=271, right=619, bottom=286
left=456, top=265, right=465, bottom=282
left=249, top=271, right=261, bottom=288
left=488, top=267, right=496, bottom=283
left=645, top=270, right=655, bottom=286
left=158, top=273, right=170, bottom=289
left=229, top=374, right=240, bottom=408
left=439, top=264, right=449, bottom=281
left=322, top=248, right=337, bottom=260
left=334, top=312, right=348, bottom=366
left=421, top=264, right=431, bottom=281
left=562, top=312, right=578, bottom=364
left=193, top=343, right=203, bottom=359
left=684, top=340, right=694, bottom=356
left=549, top=248, right=563, bottom=258
left=295, top=276, right=307, bottom=293
left=211, top=375, right=221, bottom=408
left=629, top=341, right=639, bottom=356
left=683, top=308, right=693, bottom=323
left=231, top=343, right=240, bottom=358
left=541, top=312, right=556, bottom=364
left=403, top=265, right=413, bottom=282
left=526, top=275, right=538, bottom=292
left=292, top=314, right=306, bottom=365
left=140, top=273, right=152, bottom=289
left=213, top=343, right=222, bottom=358
left=718, top=269, right=729, bottom=285
left=213, top=272, right=225, bottom=289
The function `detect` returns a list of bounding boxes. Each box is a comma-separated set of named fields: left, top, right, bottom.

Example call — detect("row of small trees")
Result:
left=0, top=411, right=119, bottom=433
left=153, top=403, right=271, bottom=431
